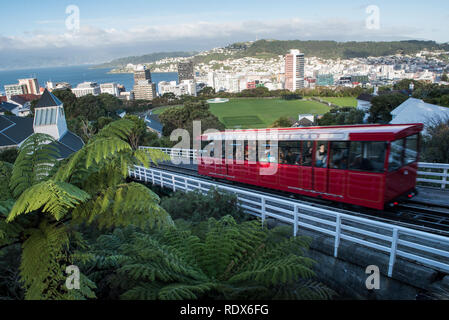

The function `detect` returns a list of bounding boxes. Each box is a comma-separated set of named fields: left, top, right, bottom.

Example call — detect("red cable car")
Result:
left=198, top=124, right=424, bottom=210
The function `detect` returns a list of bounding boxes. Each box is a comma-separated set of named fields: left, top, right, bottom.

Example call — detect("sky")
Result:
left=0, top=0, right=448, bottom=69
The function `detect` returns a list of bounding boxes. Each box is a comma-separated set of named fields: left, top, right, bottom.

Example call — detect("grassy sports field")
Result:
left=209, top=98, right=330, bottom=129
left=152, top=97, right=357, bottom=129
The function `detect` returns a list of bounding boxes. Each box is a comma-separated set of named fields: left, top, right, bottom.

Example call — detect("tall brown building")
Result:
left=132, top=65, right=156, bottom=101
left=133, top=82, right=157, bottom=101
left=134, top=67, right=152, bottom=83
left=285, top=50, right=305, bottom=92
left=18, top=78, right=40, bottom=95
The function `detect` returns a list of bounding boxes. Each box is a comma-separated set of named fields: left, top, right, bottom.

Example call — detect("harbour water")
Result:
left=0, top=65, right=178, bottom=95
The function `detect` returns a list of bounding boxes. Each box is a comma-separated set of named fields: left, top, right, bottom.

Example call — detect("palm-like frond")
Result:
left=72, top=182, right=173, bottom=229
left=10, top=134, right=60, bottom=198
left=7, top=180, right=90, bottom=222
left=82, top=216, right=334, bottom=300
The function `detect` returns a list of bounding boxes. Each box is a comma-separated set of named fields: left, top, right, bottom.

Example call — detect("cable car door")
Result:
left=313, top=141, right=329, bottom=194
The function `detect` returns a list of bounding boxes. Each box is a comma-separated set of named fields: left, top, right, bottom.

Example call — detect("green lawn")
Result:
left=318, top=97, right=358, bottom=107
left=152, top=98, right=331, bottom=129
left=209, top=98, right=330, bottom=129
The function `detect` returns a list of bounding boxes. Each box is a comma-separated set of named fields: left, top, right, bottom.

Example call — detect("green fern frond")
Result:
left=7, top=180, right=90, bottom=222
left=20, top=220, right=69, bottom=300
left=91, top=119, right=135, bottom=142
left=0, top=161, right=13, bottom=201
left=72, top=182, right=173, bottom=229
left=10, top=134, right=60, bottom=198
left=157, top=283, right=216, bottom=300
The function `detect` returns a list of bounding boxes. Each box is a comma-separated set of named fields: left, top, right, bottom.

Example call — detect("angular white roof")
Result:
left=390, top=98, right=449, bottom=126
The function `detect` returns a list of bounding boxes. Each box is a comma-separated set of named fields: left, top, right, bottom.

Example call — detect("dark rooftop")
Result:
left=35, top=89, right=63, bottom=109
left=0, top=102, right=18, bottom=113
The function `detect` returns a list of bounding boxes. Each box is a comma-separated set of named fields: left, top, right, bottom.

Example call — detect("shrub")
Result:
left=160, top=188, right=248, bottom=223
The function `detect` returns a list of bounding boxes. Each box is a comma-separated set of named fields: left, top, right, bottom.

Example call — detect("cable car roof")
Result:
left=199, top=124, right=424, bottom=142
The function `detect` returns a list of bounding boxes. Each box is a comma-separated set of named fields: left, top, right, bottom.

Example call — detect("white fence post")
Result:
left=334, top=215, right=342, bottom=258
left=443, top=168, right=448, bottom=189
left=261, top=198, right=266, bottom=227
left=294, top=206, right=299, bottom=237
left=388, top=228, right=399, bottom=277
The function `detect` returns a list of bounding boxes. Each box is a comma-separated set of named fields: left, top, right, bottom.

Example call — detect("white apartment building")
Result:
left=158, top=80, right=197, bottom=97
left=72, top=82, right=101, bottom=98
left=100, top=83, right=120, bottom=97
left=4, top=84, right=27, bottom=98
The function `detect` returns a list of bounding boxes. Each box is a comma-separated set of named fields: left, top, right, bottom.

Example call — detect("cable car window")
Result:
left=389, top=139, right=405, bottom=172
left=259, top=140, right=278, bottom=163
left=247, top=140, right=257, bottom=162
left=329, top=142, right=350, bottom=170
left=315, top=142, right=329, bottom=168
left=279, top=141, right=301, bottom=165
left=302, top=141, right=313, bottom=167
left=404, top=135, right=419, bottom=165
left=201, top=140, right=216, bottom=158
left=234, top=141, right=244, bottom=163
left=349, top=142, right=386, bottom=173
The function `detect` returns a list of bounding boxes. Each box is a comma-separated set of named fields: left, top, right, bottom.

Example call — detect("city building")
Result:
left=316, top=74, right=334, bottom=86
left=72, top=82, right=101, bottom=98
left=178, top=61, right=195, bottom=83
left=158, top=80, right=197, bottom=97
left=100, top=83, right=120, bottom=97
left=18, top=78, right=40, bottom=95
left=0, top=89, right=84, bottom=157
left=285, top=49, right=305, bottom=92
left=132, top=65, right=157, bottom=101
left=4, top=84, right=27, bottom=98
left=46, top=81, right=72, bottom=91
left=119, top=91, right=135, bottom=101
left=134, top=65, right=152, bottom=83
left=133, top=81, right=157, bottom=101
left=0, top=102, right=19, bottom=116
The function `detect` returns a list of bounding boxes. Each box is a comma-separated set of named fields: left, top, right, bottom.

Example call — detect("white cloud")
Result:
left=0, top=17, right=424, bottom=52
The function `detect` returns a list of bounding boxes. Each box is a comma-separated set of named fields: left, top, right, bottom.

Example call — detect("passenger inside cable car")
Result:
left=316, top=143, right=328, bottom=168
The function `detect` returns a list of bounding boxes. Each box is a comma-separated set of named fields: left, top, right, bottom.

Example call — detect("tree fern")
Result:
left=1, top=118, right=172, bottom=300
left=10, top=134, right=60, bottom=199
left=71, top=182, right=173, bottom=229
left=7, top=180, right=90, bottom=222
left=81, top=217, right=334, bottom=300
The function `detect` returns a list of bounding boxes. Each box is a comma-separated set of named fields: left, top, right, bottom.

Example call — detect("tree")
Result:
left=368, top=93, right=408, bottom=124
left=0, top=119, right=172, bottom=300
left=441, top=73, right=449, bottom=82
left=199, top=87, right=216, bottom=96
left=160, top=189, right=248, bottom=224
left=0, top=148, right=18, bottom=164
left=318, top=109, right=365, bottom=126
left=270, top=117, right=294, bottom=128
left=422, top=117, right=449, bottom=163
left=159, top=101, right=225, bottom=138
left=81, top=216, right=334, bottom=300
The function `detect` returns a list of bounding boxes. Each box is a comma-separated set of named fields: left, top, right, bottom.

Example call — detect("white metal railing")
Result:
left=130, top=165, right=449, bottom=278
left=418, top=162, right=449, bottom=190
left=141, top=147, right=200, bottom=162
left=143, top=147, right=449, bottom=190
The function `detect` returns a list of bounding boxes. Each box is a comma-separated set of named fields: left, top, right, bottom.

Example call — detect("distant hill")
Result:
left=93, top=40, right=449, bottom=70
left=93, top=51, right=198, bottom=68
left=227, top=40, right=449, bottom=60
